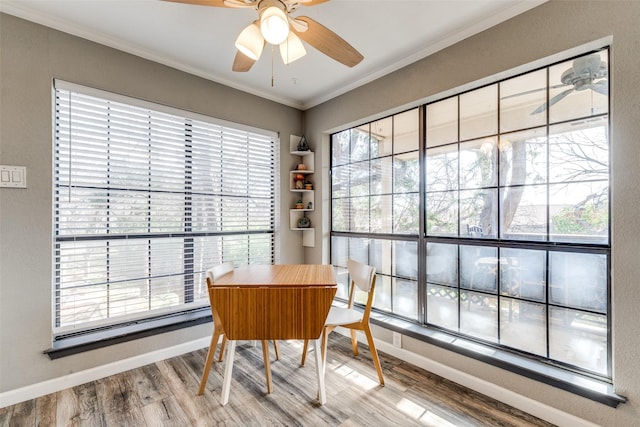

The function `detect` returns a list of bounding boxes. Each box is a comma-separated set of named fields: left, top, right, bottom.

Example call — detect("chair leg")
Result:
left=300, top=339, right=309, bottom=366
left=221, top=340, right=236, bottom=406
left=273, top=340, right=280, bottom=361
left=261, top=340, right=273, bottom=394
left=198, top=329, right=223, bottom=395
left=363, top=325, right=385, bottom=386
left=350, top=329, right=359, bottom=357
left=313, top=338, right=326, bottom=405
left=321, top=326, right=329, bottom=367
left=218, top=336, right=227, bottom=362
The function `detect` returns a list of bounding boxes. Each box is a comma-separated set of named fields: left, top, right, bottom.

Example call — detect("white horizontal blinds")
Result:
left=54, top=82, right=276, bottom=333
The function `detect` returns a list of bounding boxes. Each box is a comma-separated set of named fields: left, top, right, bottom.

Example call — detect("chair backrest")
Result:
left=346, top=259, right=376, bottom=320
left=206, top=261, right=234, bottom=287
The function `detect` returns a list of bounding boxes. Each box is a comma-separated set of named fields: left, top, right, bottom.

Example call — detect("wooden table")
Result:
left=210, top=264, right=337, bottom=405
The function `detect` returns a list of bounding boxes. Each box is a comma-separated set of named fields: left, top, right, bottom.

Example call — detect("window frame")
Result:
left=51, top=80, right=278, bottom=354
left=329, top=49, right=615, bottom=400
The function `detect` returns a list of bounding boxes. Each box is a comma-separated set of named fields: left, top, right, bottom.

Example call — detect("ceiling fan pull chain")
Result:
left=271, top=44, right=275, bottom=87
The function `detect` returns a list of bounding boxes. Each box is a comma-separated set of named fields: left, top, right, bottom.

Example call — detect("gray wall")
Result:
left=304, top=1, right=640, bottom=425
left=0, top=13, right=303, bottom=393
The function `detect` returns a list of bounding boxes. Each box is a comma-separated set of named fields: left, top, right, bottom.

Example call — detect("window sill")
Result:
left=45, top=308, right=212, bottom=360
left=368, top=311, right=626, bottom=408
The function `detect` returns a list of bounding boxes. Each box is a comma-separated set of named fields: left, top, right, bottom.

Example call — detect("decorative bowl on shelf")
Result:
left=297, top=216, right=311, bottom=228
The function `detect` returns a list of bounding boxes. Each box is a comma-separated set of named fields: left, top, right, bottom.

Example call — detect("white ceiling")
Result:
left=1, top=0, right=546, bottom=110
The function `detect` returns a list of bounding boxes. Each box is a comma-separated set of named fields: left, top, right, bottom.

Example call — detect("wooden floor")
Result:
left=0, top=334, right=554, bottom=426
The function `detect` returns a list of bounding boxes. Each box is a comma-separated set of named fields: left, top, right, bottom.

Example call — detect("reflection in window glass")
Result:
left=459, top=188, right=498, bottom=238
left=371, top=157, right=393, bottom=195
left=331, top=49, right=611, bottom=378
left=426, top=191, right=458, bottom=236
left=370, top=195, right=393, bottom=233
left=549, top=252, right=607, bottom=313
left=332, top=130, right=350, bottom=166
left=427, top=284, right=458, bottom=330
left=500, top=69, right=547, bottom=132
left=426, top=243, right=458, bottom=286
left=460, top=291, right=498, bottom=342
left=500, top=299, right=547, bottom=356
left=394, top=278, right=418, bottom=320
left=460, top=85, right=498, bottom=141
left=370, top=117, right=393, bottom=158
left=394, top=151, right=419, bottom=193
left=426, top=144, right=458, bottom=191
left=373, top=274, right=392, bottom=312
left=549, top=181, right=608, bottom=244
left=460, top=245, right=498, bottom=292
left=548, top=52, right=608, bottom=124
left=351, top=126, right=370, bottom=162
left=549, top=307, right=607, bottom=375
left=393, top=241, right=418, bottom=279
left=459, top=137, right=497, bottom=190
left=331, top=164, right=349, bottom=199
left=499, top=248, right=546, bottom=302
left=350, top=161, right=370, bottom=197
left=394, top=108, right=419, bottom=153
left=393, top=193, right=419, bottom=234
left=426, top=97, right=458, bottom=147
left=369, top=239, right=392, bottom=276
left=500, top=184, right=547, bottom=241
left=548, top=120, right=609, bottom=184
left=350, top=196, right=370, bottom=233
left=499, top=128, right=547, bottom=187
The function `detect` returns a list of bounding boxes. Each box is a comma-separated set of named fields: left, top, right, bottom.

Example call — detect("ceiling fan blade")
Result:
left=162, top=0, right=230, bottom=7
left=589, top=80, right=609, bottom=96
left=233, top=50, right=257, bottom=72
left=531, top=87, right=575, bottom=114
left=501, top=83, right=566, bottom=100
left=292, top=16, right=363, bottom=67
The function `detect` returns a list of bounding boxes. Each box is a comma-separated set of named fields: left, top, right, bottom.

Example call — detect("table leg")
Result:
left=313, top=338, right=326, bottom=404
left=221, top=340, right=236, bottom=406
left=261, top=340, right=272, bottom=394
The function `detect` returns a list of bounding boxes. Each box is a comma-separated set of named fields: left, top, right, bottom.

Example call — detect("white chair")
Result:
left=301, top=259, right=385, bottom=386
left=197, top=262, right=279, bottom=395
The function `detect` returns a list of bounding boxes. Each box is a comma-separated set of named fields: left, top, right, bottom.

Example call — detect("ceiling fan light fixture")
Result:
left=235, top=22, right=264, bottom=60
left=279, top=32, right=306, bottom=64
left=259, top=0, right=289, bottom=45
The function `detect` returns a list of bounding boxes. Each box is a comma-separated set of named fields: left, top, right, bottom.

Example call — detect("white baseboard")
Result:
left=337, top=329, right=600, bottom=427
left=0, top=337, right=211, bottom=408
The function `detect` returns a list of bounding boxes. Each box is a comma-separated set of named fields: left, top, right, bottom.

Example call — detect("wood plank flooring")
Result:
left=0, top=334, right=555, bottom=426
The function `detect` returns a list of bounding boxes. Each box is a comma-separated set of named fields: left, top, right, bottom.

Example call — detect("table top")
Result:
left=214, top=264, right=337, bottom=287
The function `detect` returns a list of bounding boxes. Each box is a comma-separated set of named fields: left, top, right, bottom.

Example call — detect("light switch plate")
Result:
left=0, top=165, right=27, bottom=188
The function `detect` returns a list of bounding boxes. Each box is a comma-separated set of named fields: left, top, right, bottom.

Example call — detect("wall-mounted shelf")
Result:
left=290, top=135, right=315, bottom=247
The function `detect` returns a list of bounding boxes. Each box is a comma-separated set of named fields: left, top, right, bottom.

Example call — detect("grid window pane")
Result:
left=548, top=52, right=609, bottom=124
left=499, top=248, right=546, bottom=302
left=427, top=284, right=458, bottom=329
left=331, top=49, right=610, bottom=378
left=549, top=307, right=607, bottom=375
left=500, top=69, right=547, bottom=132
left=499, top=127, right=547, bottom=187
left=426, top=97, right=458, bottom=147
left=459, top=137, right=497, bottom=190
left=500, top=299, right=547, bottom=356
left=460, top=84, right=498, bottom=140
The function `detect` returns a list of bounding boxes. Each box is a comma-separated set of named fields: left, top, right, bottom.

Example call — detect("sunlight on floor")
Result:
left=329, top=360, right=379, bottom=390
left=396, top=398, right=459, bottom=426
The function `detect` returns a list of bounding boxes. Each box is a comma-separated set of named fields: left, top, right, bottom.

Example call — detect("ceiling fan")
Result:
left=165, top=0, right=364, bottom=72
left=530, top=53, right=608, bottom=114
